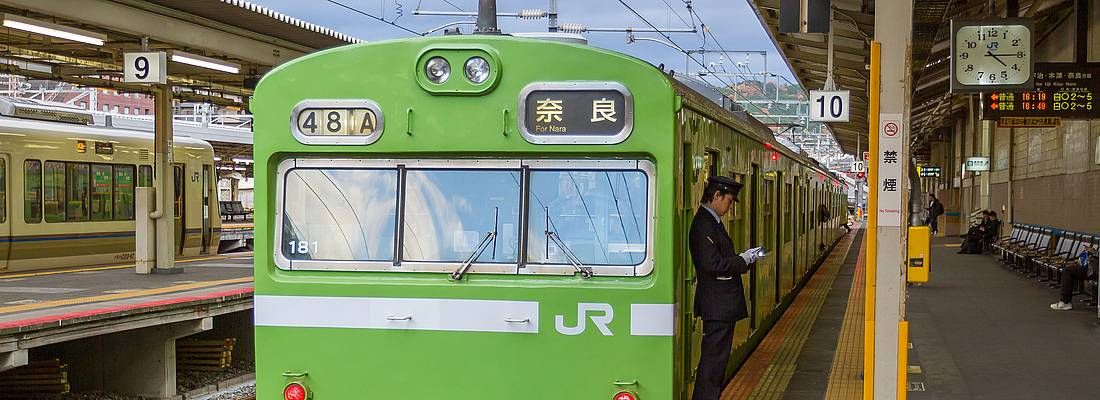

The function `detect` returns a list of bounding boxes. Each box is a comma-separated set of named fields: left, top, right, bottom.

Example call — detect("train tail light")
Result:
left=770, top=152, right=780, bottom=161
left=613, top=391, right=638, bottom=400
left=284, top=382, right=309, bottom=400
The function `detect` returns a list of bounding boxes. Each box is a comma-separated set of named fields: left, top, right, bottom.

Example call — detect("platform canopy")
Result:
left=747, top=0, right=1075, bottom=160
left=0, top=0, right=360, bottom=107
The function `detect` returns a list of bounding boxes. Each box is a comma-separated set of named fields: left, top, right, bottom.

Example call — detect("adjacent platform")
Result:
left=720, top=230, right=1100, bottom=399
left=0, top=254, right=253, bottom=380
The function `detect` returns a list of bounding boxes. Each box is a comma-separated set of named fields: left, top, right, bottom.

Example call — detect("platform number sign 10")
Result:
left=808, top=90, right=850, bottom=122
left=123, top=52, right=167, bottom=84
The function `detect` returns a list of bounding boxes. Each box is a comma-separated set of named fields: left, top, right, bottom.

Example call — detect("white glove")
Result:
left=739, top=247, right=764, bottom=264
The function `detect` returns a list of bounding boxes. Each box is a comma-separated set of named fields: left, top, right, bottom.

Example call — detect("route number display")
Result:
left=123, top=52, right=166, bottom=84
left=809, top=90, right=850, bottom=122
left=291, top=99, right=385, bottom=145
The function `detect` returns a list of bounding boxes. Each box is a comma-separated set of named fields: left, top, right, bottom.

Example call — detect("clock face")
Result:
left=954, top=24, right=1031, bottom=86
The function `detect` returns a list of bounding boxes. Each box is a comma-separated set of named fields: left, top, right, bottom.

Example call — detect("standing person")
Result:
left=927, top=194, right=944, bottom=236
left=689, top=176, right=763, bottom=400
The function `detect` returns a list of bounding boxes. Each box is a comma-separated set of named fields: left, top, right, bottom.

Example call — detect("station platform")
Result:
left=721, top=229, right=1100, bottom=399
left=0, top=254, right=253, bottom=369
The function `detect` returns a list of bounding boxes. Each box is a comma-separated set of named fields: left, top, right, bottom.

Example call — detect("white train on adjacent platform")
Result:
left=0, top=97, right=221, bottom=272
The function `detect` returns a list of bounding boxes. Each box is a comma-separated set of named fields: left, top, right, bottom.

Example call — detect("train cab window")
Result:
left=402, top=169, right=521, bottom=264
left=280, top=167, right=398, bottom=262
left=526, top=169, right=648, bottom=267
left=114, top=165, right=135, bottom=220
left=91, top=164, right=113, bottom=221
left=138, top=165, right=152, bottom=187
left=43, top=161, right=65, bottom=223
left=24, top=160, right=41, bottom=223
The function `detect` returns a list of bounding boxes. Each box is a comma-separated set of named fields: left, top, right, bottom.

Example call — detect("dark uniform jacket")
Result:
left=689, top=207, right=750, bottom=322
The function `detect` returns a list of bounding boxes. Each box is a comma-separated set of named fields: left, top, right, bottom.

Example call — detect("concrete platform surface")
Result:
left=0, top=254, right=253, bottom=331
left=907, top=239, right=1100, bottom=399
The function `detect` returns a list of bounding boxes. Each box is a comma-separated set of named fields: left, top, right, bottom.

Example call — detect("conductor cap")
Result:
left=707, top=175, right=743, bottom=201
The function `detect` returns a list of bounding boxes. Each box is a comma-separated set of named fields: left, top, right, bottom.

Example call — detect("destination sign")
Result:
left=520, top=82, right=633, bottom=144
left=982, top=63, right=1100, bottom=119
left=917, top=165, right=941, bottom=178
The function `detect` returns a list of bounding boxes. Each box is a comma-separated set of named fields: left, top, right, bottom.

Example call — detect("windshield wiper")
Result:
left=546, top=229, right=594, bottom=279
left=450, top=230, right=497, bottom=281
left=451, top=208, right=500, bottom=281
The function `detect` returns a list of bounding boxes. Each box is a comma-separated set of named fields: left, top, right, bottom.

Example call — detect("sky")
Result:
left=246, top=0, right=797, bottom=88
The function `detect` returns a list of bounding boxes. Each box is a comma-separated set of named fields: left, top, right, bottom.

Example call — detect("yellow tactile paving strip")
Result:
left=824, top=238, right=867, bottom=400
left=0, top=276, right=253, bottom=315
left=721, top=229, right=859, bottom=400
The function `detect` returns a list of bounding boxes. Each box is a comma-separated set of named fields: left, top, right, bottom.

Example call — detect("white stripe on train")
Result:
left=255, top=295, right=674, bottom=336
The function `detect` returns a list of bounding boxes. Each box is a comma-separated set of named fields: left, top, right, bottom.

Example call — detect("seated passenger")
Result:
left=1051, top=242, right=1098, bottom=310
left=982, top=211, right=1002, bottom=250
left=957, top=211, right=992, bottom=254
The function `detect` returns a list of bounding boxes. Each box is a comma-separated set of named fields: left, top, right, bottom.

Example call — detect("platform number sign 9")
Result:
left=123, top=52, right=166, bottom=84
left=808, top=90, right=850, bottom=122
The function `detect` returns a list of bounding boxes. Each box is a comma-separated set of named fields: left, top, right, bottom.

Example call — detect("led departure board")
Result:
left=981, top=63, right=1100, bottom=119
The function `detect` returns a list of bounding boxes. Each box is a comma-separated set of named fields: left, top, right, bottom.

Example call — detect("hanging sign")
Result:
left=809, top=90, right=851, bottom=122
left=965, top=156, right=990, bottom=171
left=877, top=114, right=903, bottom=227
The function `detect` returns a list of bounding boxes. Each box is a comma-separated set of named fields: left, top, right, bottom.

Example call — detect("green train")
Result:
left=253, top=34, right=848, bottom=400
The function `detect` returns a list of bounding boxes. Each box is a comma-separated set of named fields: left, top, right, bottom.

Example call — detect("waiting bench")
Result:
left=220, top=201, right=251, bottom=221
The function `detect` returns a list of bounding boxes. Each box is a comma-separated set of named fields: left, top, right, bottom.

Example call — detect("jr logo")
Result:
left=555, top=303, right=614, bottom=336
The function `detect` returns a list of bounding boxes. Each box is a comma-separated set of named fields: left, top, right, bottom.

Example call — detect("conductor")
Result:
left=689, top=175, right=763, bottom=400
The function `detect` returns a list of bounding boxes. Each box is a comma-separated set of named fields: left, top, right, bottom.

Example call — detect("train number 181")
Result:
left=288, top=241, right=319, bottom=255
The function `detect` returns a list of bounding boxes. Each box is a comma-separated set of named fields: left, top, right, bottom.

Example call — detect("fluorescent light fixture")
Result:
left=2, top=14, right=106, bottom=46
left=233, top=157, right=253, bottom=164
left=171, top=51, right=240, bottom=74
left=0, top=56, right=52, bottom=74
left=213, top=156, right=222, bottom=161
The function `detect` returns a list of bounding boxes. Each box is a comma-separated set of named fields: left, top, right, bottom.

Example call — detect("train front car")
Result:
left=253, top=35, right=678, bottom=399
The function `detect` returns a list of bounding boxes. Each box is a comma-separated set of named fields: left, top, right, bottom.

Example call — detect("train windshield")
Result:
left=526, top=170, right=648, bottom=266
left=275, top=159, right=654, bottom=276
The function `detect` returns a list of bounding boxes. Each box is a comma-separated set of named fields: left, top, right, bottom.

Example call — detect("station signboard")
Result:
left=981, top=63, right=1100, bottom=119
left=965, top=157, right=990, bottom=171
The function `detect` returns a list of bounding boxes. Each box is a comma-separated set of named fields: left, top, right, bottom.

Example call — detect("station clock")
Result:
left=950, top=18, right=1035, bottom=93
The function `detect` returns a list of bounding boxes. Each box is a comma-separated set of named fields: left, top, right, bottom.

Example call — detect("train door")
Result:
left=173, top=164, right=185, bottom=255
left=681, top=143, right=702, bottom=395
left=201, top=164, right=213, bottom=254
left=749, top=164, right=759, bottom=329
left=0, top=155, right=9, bottom=271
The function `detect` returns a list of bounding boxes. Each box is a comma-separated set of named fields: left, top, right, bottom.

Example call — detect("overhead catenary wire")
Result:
left=326, top=0, right=423, bottom=36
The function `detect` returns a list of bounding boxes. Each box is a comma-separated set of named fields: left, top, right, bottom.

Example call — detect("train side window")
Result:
left=114, top=165, right=135, bottom=220
left=91, top=164, right=113, bottom=221
left=281, top=167, right=398, bottom=262
left=138, top=165, right=153, bottom=187
left=66, top=163, right=90, bottom=222
left=24, top=160, right=41, bottom=223
left=43, top=161, right=65, bottom=223
left=403, top=169, right=521, bottom=264
left=526, top=169, right=648, bottom=267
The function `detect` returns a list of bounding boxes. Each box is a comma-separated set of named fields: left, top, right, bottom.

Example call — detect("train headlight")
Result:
left=464, top=56, right=491, bottom=84
left=425, top=56, right=450, bottom=84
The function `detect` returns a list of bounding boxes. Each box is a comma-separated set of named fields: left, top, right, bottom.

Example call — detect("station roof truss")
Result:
left=747, top=0, right=1075, bottom=161
left=0, top=0, right=361, bottom=107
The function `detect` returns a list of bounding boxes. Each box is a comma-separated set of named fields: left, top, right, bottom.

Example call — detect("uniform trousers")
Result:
left=694, top=320, right=735, bottom=400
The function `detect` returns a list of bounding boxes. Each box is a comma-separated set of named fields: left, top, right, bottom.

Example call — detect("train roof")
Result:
left=0, top=97, right=211, bottom=149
